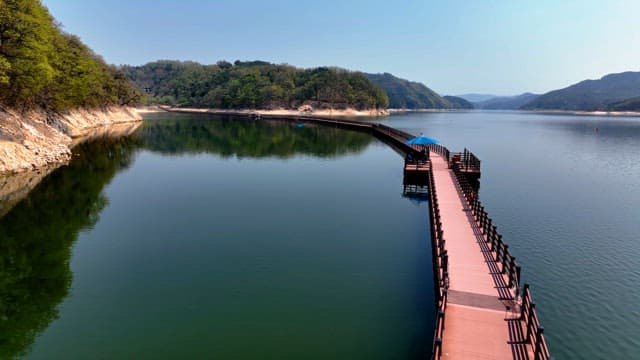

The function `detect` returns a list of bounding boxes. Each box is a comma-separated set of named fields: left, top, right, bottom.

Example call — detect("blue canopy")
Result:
left=406, top=136, right=439, bottom=145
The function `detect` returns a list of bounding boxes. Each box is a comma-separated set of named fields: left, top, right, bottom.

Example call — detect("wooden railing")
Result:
left=521, top=284, right=552, bottom=360
left=451, top=158, right=551, bottom=359
left=425, top=144, right=450, bottom=164
left=451, top=162, right=521, bottom=293
left=404, top=157, right=431, bottom=172
left=427, top=169, right=449, bottom=360
left=450, top=148, right=481, bottom=172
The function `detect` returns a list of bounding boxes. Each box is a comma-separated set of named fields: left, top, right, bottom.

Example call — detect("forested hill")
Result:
left=0, top=0, right=140, bottom=111
left=364, top=73, right=470, bottom=109
left=443, top=95, right=474, bottom=109
left=521, top=71, right=640, bottom=111
left=122, top=61, right=388, bottom=110
left=607, top=96, right=640, bottom=111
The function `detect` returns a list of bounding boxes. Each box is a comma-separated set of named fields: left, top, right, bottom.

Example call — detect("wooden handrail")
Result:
left=521, top=284, right=551, bottom=360
left=451, top=159, right=550, bottom=359
left=427, top=169, right=450, bottom=360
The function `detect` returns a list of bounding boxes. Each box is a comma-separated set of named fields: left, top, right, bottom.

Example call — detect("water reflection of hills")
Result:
left=0, top=138, right=138, bottom=359
left=137, top=114, right=374, bottom=158
left=0, top=114, right=374, bottom=358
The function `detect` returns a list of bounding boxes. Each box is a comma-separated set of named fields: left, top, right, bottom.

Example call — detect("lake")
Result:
left=1, top=111, right=639, bottom=359
left=0, top=114, right=432, bottom=359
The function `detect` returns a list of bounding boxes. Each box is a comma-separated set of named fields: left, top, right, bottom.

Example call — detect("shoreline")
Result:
left=0, top=106, right=143, bottom=175
left=156, top=106, right=640, bottom=118
left=160, top=106, right=389, bottom=117
left=522, top=109, right=640, bottom=117
left=388, top=108, right=640, bottom=117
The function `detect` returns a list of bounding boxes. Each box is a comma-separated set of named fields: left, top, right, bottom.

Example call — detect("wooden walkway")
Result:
left=162, top=108, right=551, bottom=360
left=431, top=153, right=527, bottom=359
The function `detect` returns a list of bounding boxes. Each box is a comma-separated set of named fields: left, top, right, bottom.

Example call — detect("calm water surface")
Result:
left=379, top=111, right=640, bottom=359
left=0, top=114, right=432, bottom=359
left=2, top=111, right=639, bottom=359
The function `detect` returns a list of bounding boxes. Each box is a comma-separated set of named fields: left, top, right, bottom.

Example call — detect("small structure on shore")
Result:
left=298, top=105, right=313, bottom=114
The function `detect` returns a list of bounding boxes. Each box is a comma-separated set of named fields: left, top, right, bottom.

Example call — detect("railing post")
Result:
left=521, top=284, right=530, bottom=320
left=534, top=326, right=544, bottom=360
left=501, top=245, right=509, bottom=273
left=442, top=288, right=448, bottom=310
left=433, top=337, right=442, bottom=359
left=442, top=271, right=449, bottom=289
left=508, top=256, right=517, bottom=287
left=442, top=252, right=448, bottom=270
left=516, top=265, right=522, bottom=289
left=490, top=225, right=497, bottom=244
left=526, top=303, right=536, bottom=342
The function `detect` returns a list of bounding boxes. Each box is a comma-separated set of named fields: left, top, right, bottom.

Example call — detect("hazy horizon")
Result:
left=43, top=0, right=640, bottom=96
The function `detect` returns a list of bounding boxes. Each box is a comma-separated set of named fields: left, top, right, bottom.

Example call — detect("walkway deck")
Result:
left=431, top=153, right=531, bottom=359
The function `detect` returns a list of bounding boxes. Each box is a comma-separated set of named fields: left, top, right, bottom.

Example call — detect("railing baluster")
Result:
left=508, top=257, right=516, bottom=287
left=534, top=326, right=544, bottom=360
left=526, top=303, right=536, bottom=342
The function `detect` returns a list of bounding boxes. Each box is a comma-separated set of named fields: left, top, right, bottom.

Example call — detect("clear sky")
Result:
left=43, top=0, right=640, bottom=96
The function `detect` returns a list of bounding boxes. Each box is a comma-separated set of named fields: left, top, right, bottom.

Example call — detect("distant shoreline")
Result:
left=521, top=109, right=640, bottom=117
left=158, top=107, right=389, bottom=117
left=387, top=108, right=640, bottom=117
left=148, top=106, right=640, bottom=118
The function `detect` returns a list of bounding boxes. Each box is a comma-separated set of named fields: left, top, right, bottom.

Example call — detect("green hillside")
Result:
left=607, top=96, right=640, bottom=111
left=122, top=61, right=388, bottom=110
left=521, top=71, right=640, bottom=111
left=364, top=72, right=452, bottom=109
left=0, top=0, right=140, bottom=111
left=443, top=95, right=474, bottom=109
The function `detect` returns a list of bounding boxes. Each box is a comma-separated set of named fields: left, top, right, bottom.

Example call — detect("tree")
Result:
left=0, top=0, right=140, bottom=111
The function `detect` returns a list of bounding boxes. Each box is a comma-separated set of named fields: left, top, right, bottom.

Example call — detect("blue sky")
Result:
left=43, top=0, right=640, bottom=95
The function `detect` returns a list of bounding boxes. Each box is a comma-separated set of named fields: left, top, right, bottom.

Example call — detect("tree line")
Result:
left=0, top=0, right=140, bottom=112
left=122, top=60, right=389, bottom=110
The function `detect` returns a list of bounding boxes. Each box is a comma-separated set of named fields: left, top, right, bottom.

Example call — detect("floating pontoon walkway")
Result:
left=163, top=108, right=552, bottom=360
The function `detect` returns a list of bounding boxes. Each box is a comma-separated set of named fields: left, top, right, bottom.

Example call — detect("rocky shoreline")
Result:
left=163, top=106, right=389, bottom=117
left=0, top=106, right=142, bottom=175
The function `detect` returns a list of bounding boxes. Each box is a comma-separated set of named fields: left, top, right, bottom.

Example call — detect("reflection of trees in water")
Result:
left=0, top=115, right=374, bottom=358
left=137, top=114, right=373, bottom=158
left=0, top=137, right=138, bottom=359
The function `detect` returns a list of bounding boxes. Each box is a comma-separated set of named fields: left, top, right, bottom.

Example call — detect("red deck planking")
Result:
left=430, top=153, right=532, bottom=359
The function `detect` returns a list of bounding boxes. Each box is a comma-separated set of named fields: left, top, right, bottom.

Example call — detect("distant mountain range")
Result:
left=457, top=71, right=640, bottom=112
left=364, top=72, right=472, bottom=109
left=521, top=71, right=640, bottom=111
left=456, top=94, right=497, bottom=103
left=473, top=93, right=540, bottom=110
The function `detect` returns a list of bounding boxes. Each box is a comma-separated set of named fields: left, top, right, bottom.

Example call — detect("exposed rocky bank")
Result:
left=0, top=107, right=142, bottom=175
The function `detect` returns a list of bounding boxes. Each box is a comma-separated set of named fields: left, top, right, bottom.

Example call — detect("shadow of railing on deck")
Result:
left=447, top=156, right=551, bottom=360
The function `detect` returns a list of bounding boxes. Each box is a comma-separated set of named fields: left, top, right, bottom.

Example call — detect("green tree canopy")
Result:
left=0, top=0, right=140, bottom=111
left=122, top=60, right=389, bottom=110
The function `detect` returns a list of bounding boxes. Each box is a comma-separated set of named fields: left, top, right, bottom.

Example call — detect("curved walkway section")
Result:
left=162, top=109, right=551, bottom=360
